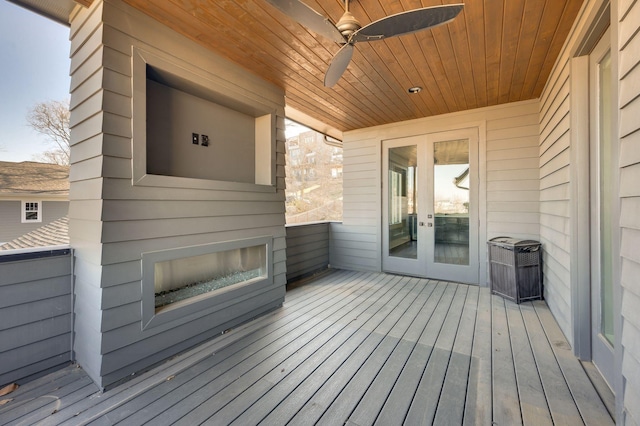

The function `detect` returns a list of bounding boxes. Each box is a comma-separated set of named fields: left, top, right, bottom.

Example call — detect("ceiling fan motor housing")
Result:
left=336, top=11, right=361, bottom=39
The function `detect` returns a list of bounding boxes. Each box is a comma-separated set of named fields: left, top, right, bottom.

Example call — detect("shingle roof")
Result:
left=0, top=216, right=69, bottom=250
left=0, top=161, right=69, bottom=196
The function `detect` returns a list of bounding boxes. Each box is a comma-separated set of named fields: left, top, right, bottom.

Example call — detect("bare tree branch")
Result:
left=27, top=99, right=70, bottom=165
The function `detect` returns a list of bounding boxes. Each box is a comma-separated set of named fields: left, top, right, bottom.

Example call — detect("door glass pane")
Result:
left=433, top=140, right=470, bottom=265
left=599, top=51, right=614, bottom=346
left=388, top=146, right=417, bottom=259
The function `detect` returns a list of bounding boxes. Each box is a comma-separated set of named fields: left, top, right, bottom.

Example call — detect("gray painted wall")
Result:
left=0, top=250, right=72, bottom=386
left=0, top=200, right=68, bottom=243
left=68, top=0, right=287, bottom=389
left=146, top=80, right=256, bottom=183
left=285, top=222, right=330, bottom=283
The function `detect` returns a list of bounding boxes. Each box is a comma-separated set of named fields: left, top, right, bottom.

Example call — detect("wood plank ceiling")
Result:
left=121, top=0, right=585, bottom=133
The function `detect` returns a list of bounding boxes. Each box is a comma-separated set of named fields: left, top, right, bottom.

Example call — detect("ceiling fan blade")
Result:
left=351, top=4, right=464, bottom=43
left=263, top=0, right=345, bottom=44
left=324, top=43, right=354, bottom=87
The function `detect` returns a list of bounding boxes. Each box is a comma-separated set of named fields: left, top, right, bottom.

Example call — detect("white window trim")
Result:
left=21, top=200, right=42, bottom=223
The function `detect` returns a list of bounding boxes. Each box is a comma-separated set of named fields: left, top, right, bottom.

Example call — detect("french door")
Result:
left=589, top=29, right=615, bottom=388
left=382, top=129, right=479, bottom=284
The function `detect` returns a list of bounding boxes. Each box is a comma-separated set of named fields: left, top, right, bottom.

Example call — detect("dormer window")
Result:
left=22, top=201, right=41, bottom=223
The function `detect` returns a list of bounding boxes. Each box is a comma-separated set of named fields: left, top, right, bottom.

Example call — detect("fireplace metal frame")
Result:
left=141, top=236, right=273, bottom=330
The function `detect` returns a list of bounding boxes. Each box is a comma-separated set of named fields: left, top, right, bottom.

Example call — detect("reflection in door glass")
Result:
left=598, top=50, right=614, bottom=346
left=388, top=146, right=417, bottom=259
left=433, top=140, right=470, bottom=265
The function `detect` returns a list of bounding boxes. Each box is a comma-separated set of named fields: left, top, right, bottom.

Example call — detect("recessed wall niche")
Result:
left=146, top=69, right=255, bottom=183
left=132, top=47, right=276, bottom=190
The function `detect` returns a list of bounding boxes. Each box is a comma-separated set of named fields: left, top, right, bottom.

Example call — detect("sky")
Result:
left=0, top=1, right=310, bottom=162
left=0, top=1, right=71, bottom=163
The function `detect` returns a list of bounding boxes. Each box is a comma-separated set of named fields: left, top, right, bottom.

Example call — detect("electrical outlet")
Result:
left=201, top=135, right=209, bottom=147
left=192, top=133, right=199, bottom=145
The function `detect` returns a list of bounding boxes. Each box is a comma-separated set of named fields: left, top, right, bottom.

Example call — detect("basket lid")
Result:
left=489, top=236, right=540, bottom=248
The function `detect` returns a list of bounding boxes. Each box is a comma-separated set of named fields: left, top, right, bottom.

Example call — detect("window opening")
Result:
left=284, top=119, right=343, bottom=224
left=22, top=201, right=41, bottom=223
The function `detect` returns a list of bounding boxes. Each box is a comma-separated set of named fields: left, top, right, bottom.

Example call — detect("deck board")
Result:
left=532, top=301, right=614, bottom=426
left=491, top=295, right=523, bottom=426
left=462, top=286, right=492, bottom=426
left=404, top=284, right=469, bottom=425
left=0, top=270, right=613, bottom=426
left=143, top=274, right=404, bottom=425
left=315, top=278, right=430, bottom=426
left=371, top=282, right=450, bottom=426
left=209, top=276, right=418, bottom=425
left=520, top=302, right=583, bottom=426
left=257, top=278, right=436, bottom=425
left=347, top=279, right=440, bottom=426
left=432, top=285, right=479, bottom=426
left=505, top=300, right=552, bottom=426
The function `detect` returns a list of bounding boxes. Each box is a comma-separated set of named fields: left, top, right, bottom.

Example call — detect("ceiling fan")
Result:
left=264, top=0, right=465, bottom=87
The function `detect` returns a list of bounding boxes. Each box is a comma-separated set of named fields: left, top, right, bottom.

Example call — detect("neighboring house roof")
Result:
left=0, top=216, right=69, bottom=250
left=6, top=0, right=79, bottom=26
left=0, top=161, right=69, bottom=197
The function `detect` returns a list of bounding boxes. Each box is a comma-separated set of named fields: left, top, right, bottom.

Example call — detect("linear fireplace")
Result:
left=142, top=236, right=273, bottom=329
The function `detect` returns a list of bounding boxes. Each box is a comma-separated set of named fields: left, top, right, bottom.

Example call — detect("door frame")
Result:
left=381, top=127, right=481, bottom=284
left=381, top=135, right=427, bottom=277
left=570, top=9, right=621, bottom=398
left=588, top=27, right=616, bottom=388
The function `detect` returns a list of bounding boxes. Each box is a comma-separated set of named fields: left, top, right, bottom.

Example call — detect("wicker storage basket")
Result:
left=488, top=237, right=542, bottom=304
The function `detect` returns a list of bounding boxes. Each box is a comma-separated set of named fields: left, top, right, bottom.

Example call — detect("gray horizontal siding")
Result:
left=286, top=222, right=330, bottom=282
left=69, top=0, right=287, bottom=389
left=618, top=0, right=640, bottom=424
left=0, top=251, right=72, bottom=385
left=330, top=140, right=381, bottom=272
left=538, top=56, right=572, bottom=344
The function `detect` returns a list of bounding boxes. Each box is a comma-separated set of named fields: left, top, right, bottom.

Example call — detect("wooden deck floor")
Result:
left=0, top=270, right=613, bottom=425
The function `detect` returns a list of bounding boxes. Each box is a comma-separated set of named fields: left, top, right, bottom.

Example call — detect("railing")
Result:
left=285, top=222, right=331, bottom=283
left=285, top=199, right=342, bottom=225
left=0, top=246, right=73, bottom=385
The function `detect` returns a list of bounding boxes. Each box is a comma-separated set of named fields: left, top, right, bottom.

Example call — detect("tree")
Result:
left=27, top=99, right=70, bottom=166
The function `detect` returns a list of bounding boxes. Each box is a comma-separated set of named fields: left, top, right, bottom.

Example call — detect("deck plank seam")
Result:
left=438, top=284, right=480, bottom=426
left=506, top=298, right=526, bottom=426
left=338, top=278, right=441, bottom=426
left=530, top=301, right=612, bottom=426
left=367, top=279, right=445, bottom=426
left=427, top=284, right=471, bottom=425
left=507, top=301, right=553, bottom=425
left=403, top=283, right=468, bottom=425
left=306, top=284, right=445, bottom=426
left=273, top=275, right=426, bottom=425
left=252, top=278, right=436, bottom=425
left=311, top=277, right=428, bottom=426
left=520, top=301, right=584, bottom=425
left=114, top=273, right=401, bottom=425
left=159, top=276, right=410, bottom=426
left=200, top=275, right=419, bottom=424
